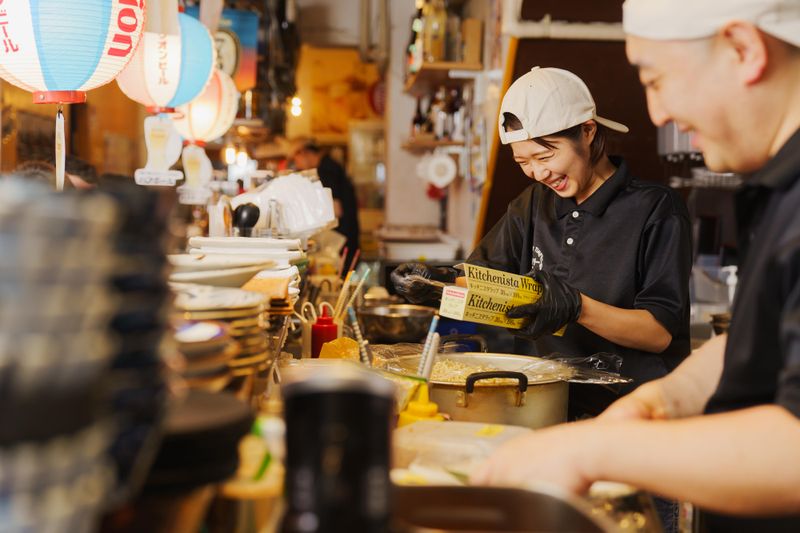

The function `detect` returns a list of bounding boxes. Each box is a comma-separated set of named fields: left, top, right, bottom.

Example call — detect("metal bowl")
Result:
left=357, top=304, right=435, bottom=343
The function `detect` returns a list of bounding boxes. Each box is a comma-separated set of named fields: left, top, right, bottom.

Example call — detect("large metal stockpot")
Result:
left=391, top=352, right=571, bottom=429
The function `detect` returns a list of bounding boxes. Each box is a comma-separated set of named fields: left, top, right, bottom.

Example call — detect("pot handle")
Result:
left=465, top=371, right=528, bottom=394
left=440, top=334, right=488, bottom=353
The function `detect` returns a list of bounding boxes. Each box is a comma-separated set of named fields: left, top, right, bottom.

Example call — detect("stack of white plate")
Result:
left=171, top=283, right=272, bottom=375
left=185, top=236, right=305, bottom=267
left=175, top=236, right=305, bottom=301
left=175, top=321, right=240, bottom=391
left=168, top=253, right=276, bottom=288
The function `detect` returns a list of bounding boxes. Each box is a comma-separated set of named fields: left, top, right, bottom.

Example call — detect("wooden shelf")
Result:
left=404, top=61, right=483, bottom=96
left=401, top=138, right=465, bottom=151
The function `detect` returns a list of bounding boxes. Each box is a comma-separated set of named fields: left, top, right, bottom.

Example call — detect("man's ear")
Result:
left=718, top=21, right=768, bottom=85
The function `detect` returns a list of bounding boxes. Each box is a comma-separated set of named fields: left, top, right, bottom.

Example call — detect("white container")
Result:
left=382, top=234, right=461, bottom=261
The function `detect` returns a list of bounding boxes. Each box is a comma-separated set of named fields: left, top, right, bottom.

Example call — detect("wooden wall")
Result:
left=1, top=81, right=145, bottom=176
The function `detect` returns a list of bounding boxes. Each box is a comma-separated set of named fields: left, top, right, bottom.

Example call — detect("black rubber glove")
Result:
left=390, top=262, right=458, bottom=304
left=506, top=270, right=582, bottom=339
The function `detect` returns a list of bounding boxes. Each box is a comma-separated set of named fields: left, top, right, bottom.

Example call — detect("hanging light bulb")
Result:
left=290, top=95, right=302, bottom=117
left=236, top=148, right=249, bottom=167
left=224, top=144, right=237, bottom=165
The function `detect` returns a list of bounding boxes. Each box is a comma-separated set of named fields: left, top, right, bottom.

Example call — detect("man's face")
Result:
left=292, top=149, right=317, bottom=171
left=626, top=34, right=763, bottom=173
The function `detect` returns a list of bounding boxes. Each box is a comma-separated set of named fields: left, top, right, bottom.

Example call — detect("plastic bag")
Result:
left=371, top=343, right=631, bottom=386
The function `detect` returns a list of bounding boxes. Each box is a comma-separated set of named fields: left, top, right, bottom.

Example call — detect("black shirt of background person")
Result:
left=702, top=128, right=800, bottom=533
left=468, top=157, right=693, bottom=415
left=318, top=154, right=360, bottom=268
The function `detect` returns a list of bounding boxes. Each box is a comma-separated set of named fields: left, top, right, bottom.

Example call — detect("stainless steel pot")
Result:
left=357, top=304, right=435, bottom=343
left=392, top=352, right=569, bottom=429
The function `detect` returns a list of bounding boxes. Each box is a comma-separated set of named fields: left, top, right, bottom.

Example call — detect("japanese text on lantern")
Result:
left=0, top=2, right=20, bottom=54
left=158, top=34, right=169, bottom=85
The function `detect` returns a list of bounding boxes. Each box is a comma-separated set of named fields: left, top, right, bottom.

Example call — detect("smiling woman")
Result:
left=464, top=66, right=693, bottom=419
left=504, top=114, right=611, bottom=221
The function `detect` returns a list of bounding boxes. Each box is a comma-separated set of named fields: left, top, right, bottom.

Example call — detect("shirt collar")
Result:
left=555, top=156, right=631, bottom=218
left=748, top=127, right=800, bottom=191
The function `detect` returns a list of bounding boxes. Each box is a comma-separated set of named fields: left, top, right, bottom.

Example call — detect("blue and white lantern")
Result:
left=116, top=5, right=215, bottom=113
left=0, top=0, right=146, bottom=104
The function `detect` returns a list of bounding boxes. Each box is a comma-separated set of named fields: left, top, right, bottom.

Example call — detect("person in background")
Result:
left=291, top=138, right=360, bottom=270
left=14, top=157, right=97, bottom=190
left=13, top=160, right=56, bottom=187
left=64, top=156, right=98, bottom=190
left=472, top=1, right=800, bottom=531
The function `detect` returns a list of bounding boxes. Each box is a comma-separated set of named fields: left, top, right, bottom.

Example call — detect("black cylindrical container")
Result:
left=281, top=367, right=395, bottom=533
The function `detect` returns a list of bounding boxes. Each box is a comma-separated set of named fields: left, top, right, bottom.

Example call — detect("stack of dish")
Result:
left=175, top=321, right=240, bottom=391
left=0, top=179, right=118, bottom=532
left=101, top=183, right=174, bottom=506
left=187, top=236, right=305, bottom=268
left=167, top=254, right=275, bottom=288
left=172, top=283, right=271, bottom=377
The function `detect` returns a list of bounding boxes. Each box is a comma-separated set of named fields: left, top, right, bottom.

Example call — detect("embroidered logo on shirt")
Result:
left=531, top=245, right=544, bottom=271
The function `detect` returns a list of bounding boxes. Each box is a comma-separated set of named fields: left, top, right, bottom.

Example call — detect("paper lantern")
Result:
left=0, top=0, right=145, bottom=104
left=173, top=68, right=239, bottom=144
left=0, top=0, right=145, bottom=190
left=173, top=69, right=239, bottom=204
left=117, top=11, right=215, bottom=113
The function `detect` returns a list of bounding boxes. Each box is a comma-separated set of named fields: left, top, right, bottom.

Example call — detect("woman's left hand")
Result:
left=470, top=420, right=598, bottom=493
left=506, top=270, right=582, bottom=339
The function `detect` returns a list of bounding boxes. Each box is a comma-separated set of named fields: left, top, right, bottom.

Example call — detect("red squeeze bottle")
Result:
left=311, top=308, right=338, bottom=358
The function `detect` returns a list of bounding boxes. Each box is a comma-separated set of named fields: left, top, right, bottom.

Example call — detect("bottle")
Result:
left=445, top=12, right=462, bottom=61
left=449, top=88, right=465, bottom=142
left=421, top=94, right=433, bottom=133
left=423, top=0, right=447, bottom=63
left=412, top=97, right=426, bottom=137
left=430, top=86, right=448, bottom=140
left=311, top=307, right=338, bottom=358
left=280, top=366, right=394, bottom=533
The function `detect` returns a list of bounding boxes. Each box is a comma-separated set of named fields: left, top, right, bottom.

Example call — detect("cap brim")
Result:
left=595, top=115, right=629, bottom=133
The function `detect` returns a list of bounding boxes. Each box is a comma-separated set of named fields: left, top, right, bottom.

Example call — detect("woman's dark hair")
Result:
left=502, top=112, right=609, bottom=222
left=502, top=112, right=608, bottom=165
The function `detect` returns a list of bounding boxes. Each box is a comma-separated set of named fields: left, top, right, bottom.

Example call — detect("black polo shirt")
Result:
left=468, top=158, right=692, bottom=401
left=702, top=129, right=800, bottom=532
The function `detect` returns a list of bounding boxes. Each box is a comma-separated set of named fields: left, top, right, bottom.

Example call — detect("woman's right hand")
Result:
left=389, top=263, right=458, bottom=304
left=599, top=380, right=671, bottom=421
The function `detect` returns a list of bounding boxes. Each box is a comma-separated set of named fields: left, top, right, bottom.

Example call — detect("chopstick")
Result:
left=337, top=246, right=348, bottom=277
left=421, top=333, right=440, bottom=381
left=332, top=270, right=355, bottom=320
left=347, top=307, right=370, bottom=366
left=337, top=267, right=370, bottom=323
left=417, top=315, right=440, bottom=375
left=347, top=248, right=361, bottom=275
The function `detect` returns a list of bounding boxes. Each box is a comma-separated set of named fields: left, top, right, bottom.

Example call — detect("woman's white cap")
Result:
left=623, top=0, right=800, bottom=46
left=498, top=67, right=629, bottom=145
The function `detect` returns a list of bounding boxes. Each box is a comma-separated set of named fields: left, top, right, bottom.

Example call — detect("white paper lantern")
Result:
left=173, top=68, right=239, bottom=144
left=173, top=69, right=239, bottom=204
left=0, top=0, right=145, bottom=190
left=0, top=0, right=145, bottom=104
left=117, top=6, right=215, bottom=113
